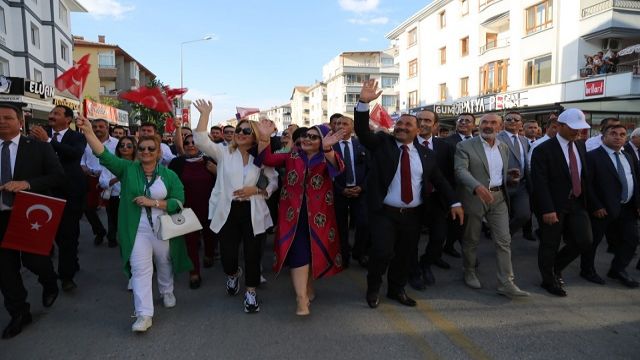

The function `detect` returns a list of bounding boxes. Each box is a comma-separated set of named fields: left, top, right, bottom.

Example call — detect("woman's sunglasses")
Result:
left=118, top=143, right=134, bottom=149
left=303, top=133, right=321, bottom=141
left=235, top=127, right=253, bottom=135
left=138, top=146, right=157, bottom=153
left=184, top=140, right=195, bottom=146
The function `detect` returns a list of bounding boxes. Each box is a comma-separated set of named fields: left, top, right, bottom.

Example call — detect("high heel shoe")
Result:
left=296, top=296, right=310, bottom=316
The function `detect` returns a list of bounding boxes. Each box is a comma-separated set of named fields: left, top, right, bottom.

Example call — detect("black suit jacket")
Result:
left=11, top=136, right=66, bottom=195
left=587, top=146, right=640, bottom=218
left=624, top=142, right=640, bottom=167
left=417, top=137, right=455, bottom=208
left=444, top=132, right=469, bottom=147
left=354, top=109, right=457, bottom=211
left=531, top=136, right=589, bottom=215
left=333, top=137, right=368, bottom=195
left=48, top=128, right=87, bottom=201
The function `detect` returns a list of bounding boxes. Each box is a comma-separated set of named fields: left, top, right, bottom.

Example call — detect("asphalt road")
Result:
left=2, top=212, right=640, bottom=360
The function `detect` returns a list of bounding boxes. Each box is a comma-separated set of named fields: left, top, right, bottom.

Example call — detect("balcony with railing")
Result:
left=581, top=0, right=640, bottom=19
left=480, top=37, right=510, bottom=55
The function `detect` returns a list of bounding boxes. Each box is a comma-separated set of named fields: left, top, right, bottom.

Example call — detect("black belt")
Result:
left=383, top=204, right=419, bottom=214
left=489, top=186, right=504, bottom=192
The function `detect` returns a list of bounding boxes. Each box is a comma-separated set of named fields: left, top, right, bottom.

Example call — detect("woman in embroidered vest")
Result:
left=77, top=117, right=192, bottom=333
left=193, top=100, right=278, bottom=314
left=256, top=121, right=345, bottom=316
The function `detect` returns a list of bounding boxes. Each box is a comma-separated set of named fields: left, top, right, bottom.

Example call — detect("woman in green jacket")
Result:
left=77, top=117, right=192, bottom=333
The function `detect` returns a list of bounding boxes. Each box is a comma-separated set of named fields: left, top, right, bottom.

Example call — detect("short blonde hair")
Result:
left=137, top=135, right=163, bottom=162
left=229, top=120, right=260, bottom=152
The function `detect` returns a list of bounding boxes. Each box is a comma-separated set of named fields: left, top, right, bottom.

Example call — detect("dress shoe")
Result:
left=189, top=276, right=201, bottom=289
left=42, top=289, right=59, bottom=308
left=408, top=274, right=426, bottom=291
left=607, top=270, right=640, bottom=288
left=366, top=289, right=380, bottom=309
left=541, top=281, right=567, bottom=297
left=443, top=246, right=461, bottom=258
left=386, top=289, right=417, bottom=307
left=61, top=279, right=77, bottom=292
left=464, top=271, right=482, bottom=289
left=523, top=232, right=536, bottom=241
left=2, top=313, right=32, bottom=339
left=93, top=234, right=104, bottom=246
left=580, top=270, right=606, bottom=285
left=131, top=315, right=152, bottom=332
left=356, top=255, right=369, bottom=268
left=555, top=272, right=565, bottom=286
left=421, top=266, right=436, bottom=286
left=432, top=258, right=450, bottom=270
left=497, top=282, right=530, bottom=297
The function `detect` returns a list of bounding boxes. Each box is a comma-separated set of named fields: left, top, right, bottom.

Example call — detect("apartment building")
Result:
left=290, top=86, right=310, bottom=126
left=308, top=81, right=327, bottom=125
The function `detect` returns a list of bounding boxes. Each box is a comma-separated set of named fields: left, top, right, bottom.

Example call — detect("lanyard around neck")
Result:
left=142, top=165, right=159, bottom=227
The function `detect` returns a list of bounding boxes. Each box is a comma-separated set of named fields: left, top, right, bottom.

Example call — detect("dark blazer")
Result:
left=587, top=146, right=640, bottom=218
left=531, top=136, right=589, bottom=215
left=333, top=137, right=368, bottom=194
left=417, top=137, right=455, bottom=208
left=11, top=136, right=66, bottom=195
left=623, top=142, right=640, bottom=167
left=354, top=109, right=457, bottom=211
left=48, top=128, right=87, bottom=201
left=444, top=132, right=470, bottom=147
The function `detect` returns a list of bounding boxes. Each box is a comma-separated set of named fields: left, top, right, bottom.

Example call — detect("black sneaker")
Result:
left=243, top=290, right=260, bottom=313
left=226, top=267, right=242, bottom=296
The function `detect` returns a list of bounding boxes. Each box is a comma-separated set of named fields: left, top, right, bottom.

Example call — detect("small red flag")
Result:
left=370, top=104, right=394, bottom=129
left=165, top=117, right=175, bottom=134
left=235, top=107, right=260, bottom=120
left=163, top=86, right=188, bottom=101
left=1, top=191, right=66, bottom=256
left=55, top=54, right=91, bottom=98
left=120, top=86, right=173, bottom=113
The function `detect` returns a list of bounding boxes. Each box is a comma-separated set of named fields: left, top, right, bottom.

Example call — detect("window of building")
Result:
left=439, top=47, right=447, bottom=65
left=408, top=28, right=417, bottom=47
left=130, top=62, right=139, bottom=80
left=345, top=73, right=370, bottom=85
left=525, top=54, right=552, bottom=86
left=382, top=95, right=397, bottom=108
left=0, top=7, right=6, bottom=34
left=479, top=59, right=508, bottom=95
left=0, top=57, right=8, bottom=76
left=439, top=83, right=447, bottom=102
left=439, top=11, right=446, bottom=28
left=461, top=0, right=469, bottom=15
left=61, top=42, right=69, bottom=61
left=408, top=90, right=418, bottom=108
left=460, top=77, right=469, bottom=97
left=460, top=37, right=469, bottom=57
left=30, top=23, right=40, bottom=48
left=98, top=51, right=116, bottom=68
left=34, top=69, right=42, bottom=82
left=408, top=59, right=418, bottom=78
left=381, top=76, right=398, bottom=88
left=526, top=0, right=553, bottom=35
left=344, top=93, right=360, bottom=104
left=59, top=1, right=68, bottom=25
left=381, top=57, right=394, bottom=66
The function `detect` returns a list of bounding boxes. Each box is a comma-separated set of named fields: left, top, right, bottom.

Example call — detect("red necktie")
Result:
left=401, top=145, right=413, bottom=204
left=568, top=141, right=581, bottom=197
left=422, top=140, right=433, bottom=194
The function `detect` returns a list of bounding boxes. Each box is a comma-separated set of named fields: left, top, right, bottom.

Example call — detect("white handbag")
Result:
left=154, top=200, right=203, bottom=240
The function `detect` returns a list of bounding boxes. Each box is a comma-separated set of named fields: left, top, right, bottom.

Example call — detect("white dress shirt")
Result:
left=481, top=137, right=504, bottom=188
left=556, top=134, right=582, bottom=178
left=82, top=136, right=118, bottom=174
left=384, top=141, right=423, bottom=208
left=417, top=135, right=433, bottom=150
left=339, top=138, right=357, bottom=187
left=0, top=134, right=21, bottom=210
left=585, top=135, right=603, bottom=152
left=160, top=143, right=176, bottom=166
left=48, top=127, right=69, bottom=143
left=602, top=144, right=634, bottom=203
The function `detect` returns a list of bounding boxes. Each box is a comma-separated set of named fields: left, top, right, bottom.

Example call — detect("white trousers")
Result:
left=130, top=219, right=173, bottom=317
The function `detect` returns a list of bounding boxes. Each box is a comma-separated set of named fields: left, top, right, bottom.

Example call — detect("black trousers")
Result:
left=582, top=202, right=639, bottom=274
left=106, top=197, right=120, bottom=243
left=411, top=199, right=448, bottom=276
left=0, top=211, right=58, bottom=317
left=367, top=206, right=422, bottom=293
left=538, top=198, right=593, bottom=284
left=218, top=202, right=262, bottom=288
left=56, top=196, right=85, bottom=280
left=84, top=207, right=106, bottom=237
left=334, top=192, right=370, bottom=262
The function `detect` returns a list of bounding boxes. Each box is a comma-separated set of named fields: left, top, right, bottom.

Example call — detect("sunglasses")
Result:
left=457, top=118, right=472, bottom=124
left=505, top=117, right=521, bottom=122
left=235, top=127, right=253, bottom=135
left=118, top=143, right=134, bottom=149
left=184, top=140, right=195, bottom=146
left=138, top=146, right=157, bottom=153
left=303, top=133, right=322, bottom=141
left=223, top=130, right=235, bottom=134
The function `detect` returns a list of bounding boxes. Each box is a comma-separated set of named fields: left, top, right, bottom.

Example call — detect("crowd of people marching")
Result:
left=0, top=79, right=638, bottom=338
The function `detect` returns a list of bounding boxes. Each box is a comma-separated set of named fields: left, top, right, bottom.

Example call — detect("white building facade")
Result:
left=387, top=0, right=640, bottom=130
left=290, top=86, right=310, bottom=126
left=308, top=81, right=327, bottom=126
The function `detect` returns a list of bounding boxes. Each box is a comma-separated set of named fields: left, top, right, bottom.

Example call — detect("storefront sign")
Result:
left=53, top=97, right=80, bottom=111
left=25, top=81, right=55, bottom=99
left=0, top=76, right=25, bottom=95
left=585, top=80, right=605, bottom=97
left=84, top=98, right=128, bottom=126
left=0, top=95, right=24, bottom=102
left=452, top=91, right=528, bottom=115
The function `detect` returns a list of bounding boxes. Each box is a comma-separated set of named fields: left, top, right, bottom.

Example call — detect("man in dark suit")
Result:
left=531, top=108, right=593, bottom=297
left=0, top=102, right=65, bottom=339
left=582, top=125, right=640, bottom=287
left=333, top=115, right=369, bottom=268
left=30, top=105, right=87, bottom=292
left=408, top=110, right=456, bottom=290
left=354, top=80, right=463, bottom=308
left=623, top=127, right=640, bottom=271
left=442, top=113, right=476, bottom=257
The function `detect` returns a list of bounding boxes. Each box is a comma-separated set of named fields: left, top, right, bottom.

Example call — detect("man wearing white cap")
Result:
left=531, top=108, right=593, bottom=297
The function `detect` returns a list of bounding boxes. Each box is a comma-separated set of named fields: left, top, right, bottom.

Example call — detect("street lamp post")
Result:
left=180, top=35, right=213, bottom=108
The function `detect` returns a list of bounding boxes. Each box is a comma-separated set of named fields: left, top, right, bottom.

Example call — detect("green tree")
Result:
left=99, top=96, right=121, bottom=108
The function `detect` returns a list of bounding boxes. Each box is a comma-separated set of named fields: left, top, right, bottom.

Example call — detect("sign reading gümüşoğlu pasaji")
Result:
left=416, top=91, right=528, bottom=117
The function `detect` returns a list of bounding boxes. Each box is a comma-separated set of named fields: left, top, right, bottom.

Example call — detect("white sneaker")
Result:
left=260, top=275, right=267, bottom=284
left=162, top=292, right=176, bottom=308
left=131, top=315, right=152, bottom=332
left=127, top=279, right=133, bottom=291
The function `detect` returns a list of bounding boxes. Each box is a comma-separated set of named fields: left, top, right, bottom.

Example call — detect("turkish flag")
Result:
left=165, top=117, right=175, bottom=134
left=370, top=103, right=394, bottom=129
left=55, top=54, right=91, bottom=98
left=119, top=86, right=173, bottom=113
left=1, top=191, right=66, bottom=256
left=235, top=107, right=260, bottom=120
left=163, top=86, right=188, bottom=101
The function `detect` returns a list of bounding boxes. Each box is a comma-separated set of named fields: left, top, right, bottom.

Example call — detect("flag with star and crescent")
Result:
left=1, top=191, right=66, bottom=256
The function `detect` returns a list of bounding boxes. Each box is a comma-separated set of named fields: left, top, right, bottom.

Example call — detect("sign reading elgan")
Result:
left=25, top=81, right=56, bottom=99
